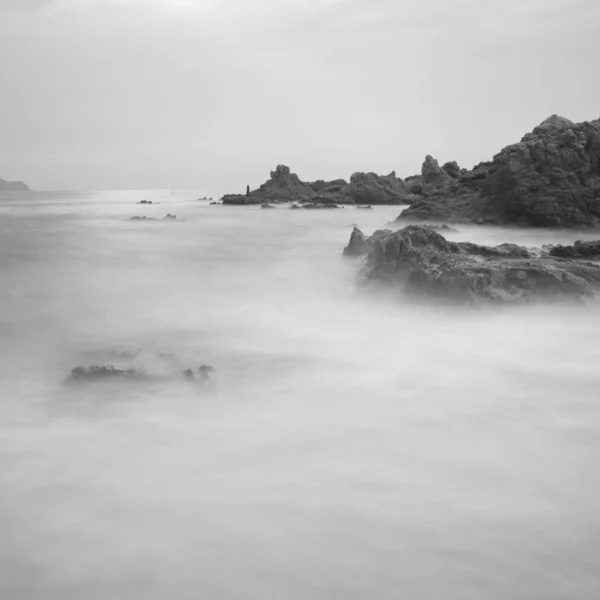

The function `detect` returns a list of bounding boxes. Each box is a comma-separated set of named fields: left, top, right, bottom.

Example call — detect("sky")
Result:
left=0, top=0, right=598, bottom=193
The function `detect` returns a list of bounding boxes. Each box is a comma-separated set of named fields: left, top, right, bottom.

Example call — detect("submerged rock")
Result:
left=68, top=365, right=148, bottom=381
left=183, top=365, right=217, bottom=382
left=69, top=362, right=216, bottom=383
left=348, top=225, right=600, bottom=303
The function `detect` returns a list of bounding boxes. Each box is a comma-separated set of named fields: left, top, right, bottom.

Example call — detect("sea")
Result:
left=1, top=190, right=599, bottom=599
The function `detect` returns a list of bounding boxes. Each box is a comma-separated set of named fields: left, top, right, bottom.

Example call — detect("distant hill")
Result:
left=0, top=178, right=30, bottom=191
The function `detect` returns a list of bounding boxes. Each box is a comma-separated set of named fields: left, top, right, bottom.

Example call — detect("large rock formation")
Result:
left=222, top=165, right=314, bottom=204
left=347, top=225, right=600, bottom=304
left=0, top=178, right=29, bottom=191
left=398, top=115, right=600, bottom=228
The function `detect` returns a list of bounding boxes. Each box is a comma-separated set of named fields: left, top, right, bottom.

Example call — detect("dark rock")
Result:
left=139, top=200, right=153, bottom=204
left=442, top=161, right=461, bottom=179
left=548, top=240, right=600, bottom=259
left=209, top=201, right=220, bottom=205
left=183, top=365, right=216, bottom=382
left=130, top=216, right=155, bottom=221
left=351, top=225, right=600, bottom=303
left=422, top=155, right=450, bottom=184
left=398, top=115, right=600, bottom=228
left=261, top=203, right=276, bottom=209
left=163, top=214, right=177, bottom=220
left=356, top=205, right=373, bottom=209
left=222, top=165, right=315, bottom=205
left=0, top=178, right=29, bottom=192
left=68, top=365, right=148, bottom=382
left=344, top=171, right=416, bottom=205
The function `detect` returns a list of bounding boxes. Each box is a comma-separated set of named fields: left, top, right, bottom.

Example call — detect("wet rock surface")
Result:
left=347, top=225, right=600, bottom=303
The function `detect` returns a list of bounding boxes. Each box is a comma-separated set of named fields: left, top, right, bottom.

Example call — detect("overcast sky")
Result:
left=0, top=0, right=598, bottom=193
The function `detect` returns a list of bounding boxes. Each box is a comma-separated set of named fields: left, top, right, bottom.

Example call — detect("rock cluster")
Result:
left=221, top=165, right=417, bottom=206
left=68, top=363, right=217, bottom=383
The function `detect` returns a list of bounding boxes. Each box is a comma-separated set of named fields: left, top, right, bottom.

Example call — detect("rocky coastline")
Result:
left=221, top=115, right=600, bottom=229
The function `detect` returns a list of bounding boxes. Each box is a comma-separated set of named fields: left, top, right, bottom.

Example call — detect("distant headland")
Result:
left=0, top=179, right=30, bottom=192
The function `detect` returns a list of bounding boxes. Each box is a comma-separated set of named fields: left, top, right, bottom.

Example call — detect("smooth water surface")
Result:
left=1, top=190, right=599, bottom=599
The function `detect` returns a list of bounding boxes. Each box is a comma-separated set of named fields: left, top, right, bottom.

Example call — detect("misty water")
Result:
left=1, top=190, right=599, bottom=599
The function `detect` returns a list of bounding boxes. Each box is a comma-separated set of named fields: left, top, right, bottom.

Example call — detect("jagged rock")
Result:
left=261, top=203, right=276, bottom=209
left=548, top=240, right=600, bottom=259
left=163, top=214, right=176, bottom=220
left=139, top=200, right=152, bottom=204
left=344, top=171, right=415, bottom=205
left=0, top=178, right=29, bottom=191
left=210, top=201, right=220, bottom=205
left=421, top=155, right=449, bottom=184
left=397, top=115, right=600, bottom=228
left=442, top=161, right=461, bottom=179
left=476, top=116, right=600, bottom=227
left=343, top=227, right=392, bottom=257
left=351, top=225, right=600, bottom=303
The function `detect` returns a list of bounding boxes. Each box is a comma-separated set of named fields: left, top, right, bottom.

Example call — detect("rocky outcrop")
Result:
left=343, top=171, right=416, bottom=205
left=0, top=178, right=29, bottom=191
left=547, top=240, right=600, bottom=259
left=398, top=115, right=600, bottom=228
left=221, top=167, right=417, bottom=206
left=349, top=225, right=600, bottom=303
left=343, top=227, right=392, bottom=256
left=222, top=164, right=314, bottom=204
left=422, top=156, right=449, bottom=184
